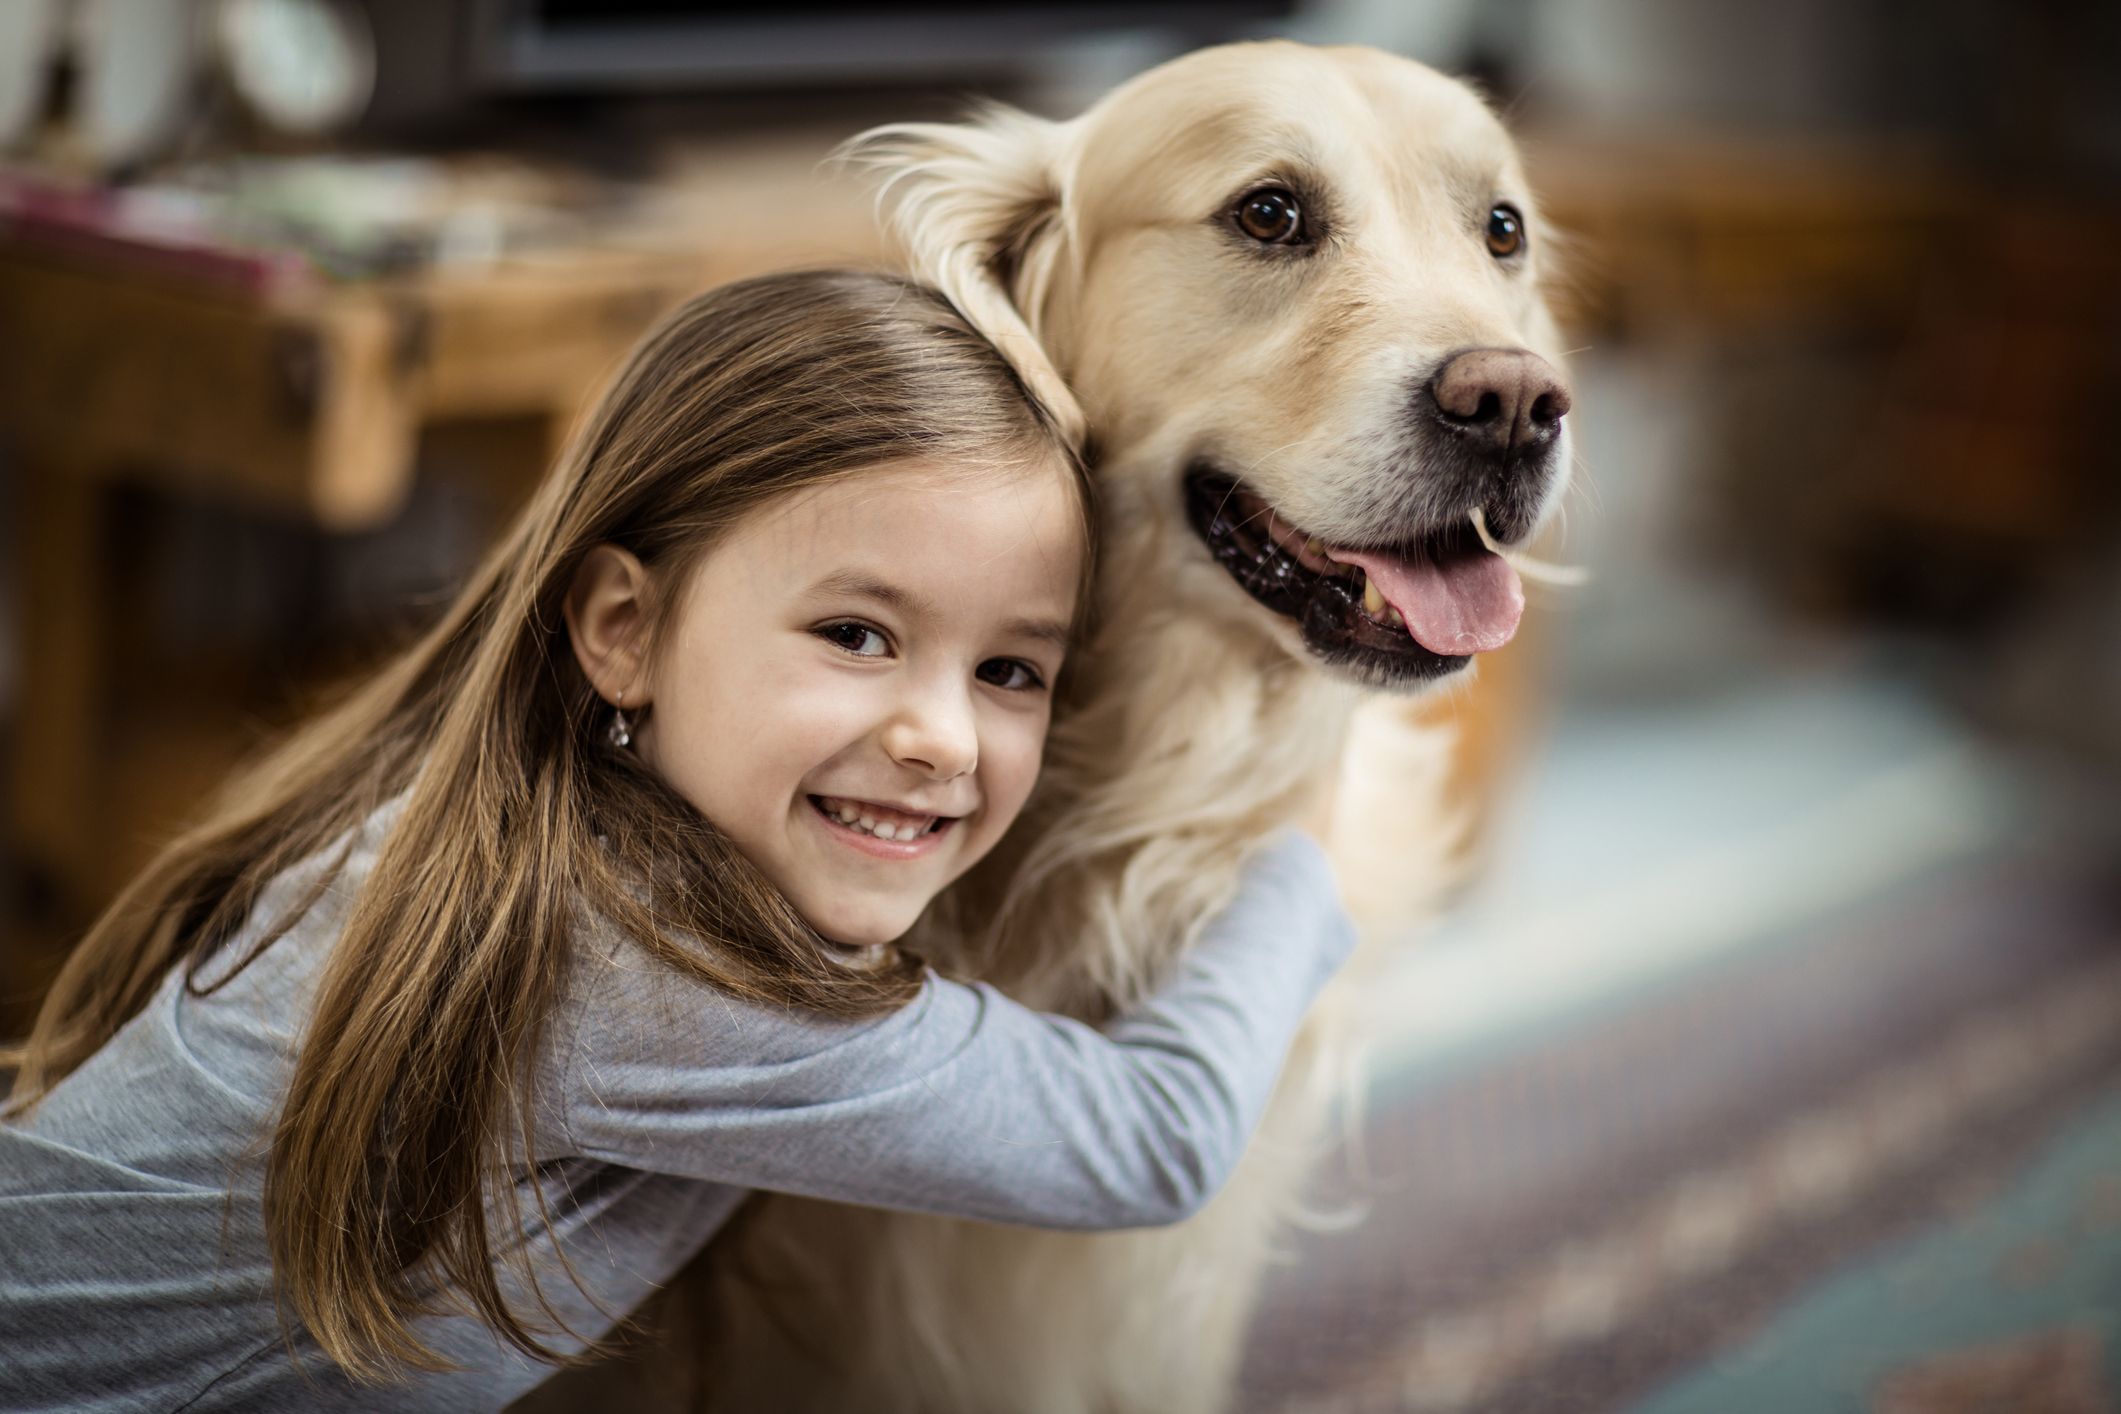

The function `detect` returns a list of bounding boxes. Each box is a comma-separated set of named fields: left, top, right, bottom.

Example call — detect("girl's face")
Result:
left=606, top=461, right=1082, bottom=947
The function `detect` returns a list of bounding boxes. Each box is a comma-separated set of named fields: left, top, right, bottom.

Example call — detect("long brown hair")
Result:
left=3, top=270, right=1082, bottom=1377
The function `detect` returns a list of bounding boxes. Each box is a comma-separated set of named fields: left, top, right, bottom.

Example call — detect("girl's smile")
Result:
left=810, top=795, right=954, bottom=847
left=572, top=458, right=1083, bottom=947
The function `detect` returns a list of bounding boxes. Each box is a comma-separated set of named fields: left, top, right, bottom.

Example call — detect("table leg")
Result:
left=7, top=452, right=107, bottom=945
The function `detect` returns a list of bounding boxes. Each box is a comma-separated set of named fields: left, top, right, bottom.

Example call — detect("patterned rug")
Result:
left=1238, top=837, right=2121, bottom=1414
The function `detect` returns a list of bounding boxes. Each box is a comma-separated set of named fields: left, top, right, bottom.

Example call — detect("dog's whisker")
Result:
left=1210, top=481, right=1276, bottom=534
left=1240, top=436, right=1325, bottom=475
left=1470, top=507, right=1589, bottom=587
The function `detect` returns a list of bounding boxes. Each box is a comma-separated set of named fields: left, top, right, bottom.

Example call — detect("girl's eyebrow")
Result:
left=1006, top=617, right=1074, bottom=649
left=809, top=570, right=931, bottom=617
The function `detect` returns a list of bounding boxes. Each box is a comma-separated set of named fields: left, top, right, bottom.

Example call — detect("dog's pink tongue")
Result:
left=1332, top=548, right=1525, bottom=655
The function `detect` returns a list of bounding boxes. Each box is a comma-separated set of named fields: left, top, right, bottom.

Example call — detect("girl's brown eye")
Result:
left=819, top=622, right=890, bottom=657
left=1486, top=204, right=1525, bottom=258
left=1237, top=189, right=1303, bottom=244
left=976, top=657, right=1044, bottom=691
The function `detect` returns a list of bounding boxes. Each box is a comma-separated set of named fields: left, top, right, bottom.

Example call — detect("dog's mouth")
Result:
left=1184, top=465, right=1525, bottom=685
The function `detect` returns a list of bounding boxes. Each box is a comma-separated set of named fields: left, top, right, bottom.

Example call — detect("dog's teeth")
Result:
left=1305, top=536, right=1326, bottom=559
left=1387, top=606, right=1405, bottom=627
left=1363, top=577, right=1386, bottom=616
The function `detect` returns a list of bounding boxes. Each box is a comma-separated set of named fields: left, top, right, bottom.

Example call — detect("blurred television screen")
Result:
left=469, top=0, right=1294, bottom=89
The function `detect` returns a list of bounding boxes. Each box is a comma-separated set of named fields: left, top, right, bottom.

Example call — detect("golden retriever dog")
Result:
left=534, top=38, right=1574, bottom=1414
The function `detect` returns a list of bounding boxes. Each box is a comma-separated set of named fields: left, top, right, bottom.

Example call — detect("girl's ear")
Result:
left=565, top=544, right=653, bottom=706
left=843, top=104, right=1087, bottom=449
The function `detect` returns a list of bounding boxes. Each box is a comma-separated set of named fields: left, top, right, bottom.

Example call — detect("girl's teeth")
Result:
left=821, top=797, right=932, bottom=840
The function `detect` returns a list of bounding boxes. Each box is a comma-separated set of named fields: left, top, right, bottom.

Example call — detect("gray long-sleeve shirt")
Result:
left=0, top=812, right=1353, bottom=1412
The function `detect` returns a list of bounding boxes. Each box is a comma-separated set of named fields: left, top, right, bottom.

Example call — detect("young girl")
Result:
left=0, top=271, right=1354, bottom=1411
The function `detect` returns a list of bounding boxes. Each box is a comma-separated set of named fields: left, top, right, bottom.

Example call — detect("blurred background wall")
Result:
left=4, top=2, right=2120, bottom=1411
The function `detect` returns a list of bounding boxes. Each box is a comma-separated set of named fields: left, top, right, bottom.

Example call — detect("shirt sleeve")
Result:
left=556, top=832, right=1356, bottom=1230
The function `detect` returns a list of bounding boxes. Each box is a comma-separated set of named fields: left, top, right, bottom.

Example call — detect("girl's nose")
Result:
left=881, top=683, right=979, bottom=781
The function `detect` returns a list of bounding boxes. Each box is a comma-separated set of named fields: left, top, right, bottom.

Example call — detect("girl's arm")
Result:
left=557, top=832, right=1354, bottom=1229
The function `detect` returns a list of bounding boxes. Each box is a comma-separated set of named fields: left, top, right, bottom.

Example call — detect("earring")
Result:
left=606, top=689, right=633, bottom=750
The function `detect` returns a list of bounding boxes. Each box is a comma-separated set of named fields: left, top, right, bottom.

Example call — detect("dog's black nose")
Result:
left=1429, top=349, right=1572, bottom=456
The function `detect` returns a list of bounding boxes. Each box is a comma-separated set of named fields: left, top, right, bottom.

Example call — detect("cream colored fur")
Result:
left=674, top=40, right=1573, bottom=1413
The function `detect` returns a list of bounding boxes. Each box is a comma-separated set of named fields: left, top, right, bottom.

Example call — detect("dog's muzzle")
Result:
left=1182, top=348, right=1571, bottom=690
left=1405, top=347, right=1572, bottom=546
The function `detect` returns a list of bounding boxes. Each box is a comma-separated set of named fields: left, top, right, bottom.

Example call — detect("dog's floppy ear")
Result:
left=843, top=104, right=1087, bottom=449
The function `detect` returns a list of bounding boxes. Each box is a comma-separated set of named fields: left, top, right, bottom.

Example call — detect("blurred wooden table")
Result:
left=0, top=181, right=882, bottom=1006
left=1523, top=130, right=1967, bottom=341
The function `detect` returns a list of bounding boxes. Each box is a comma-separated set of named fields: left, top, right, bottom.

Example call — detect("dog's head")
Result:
left=854, top=41, right=1572, bottom=691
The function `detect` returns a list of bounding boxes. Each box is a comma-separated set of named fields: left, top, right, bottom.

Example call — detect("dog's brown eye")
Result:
left=1486, top=204, right=1525, bottom=258
left=1237, top=189, right=1303, bottom=244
